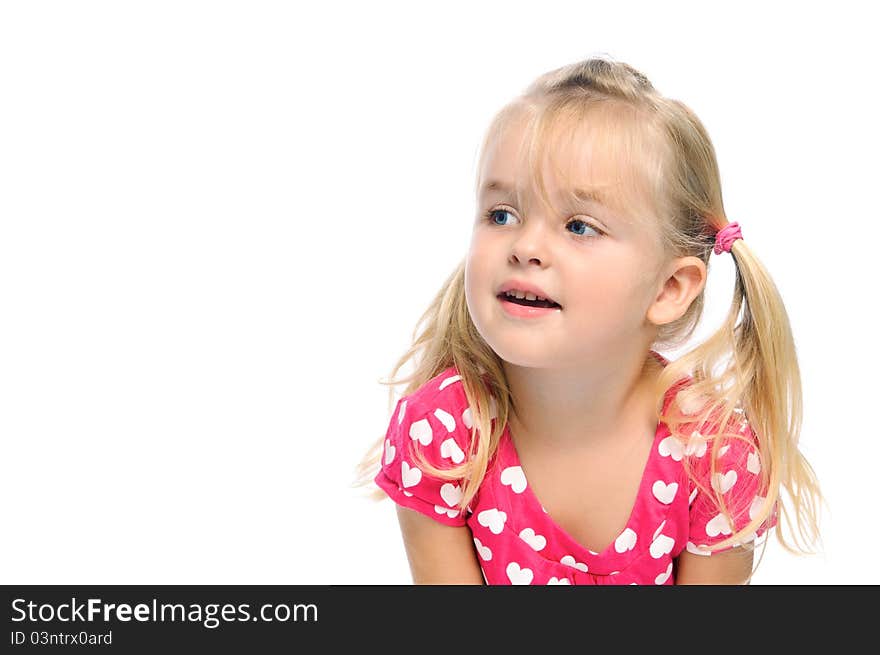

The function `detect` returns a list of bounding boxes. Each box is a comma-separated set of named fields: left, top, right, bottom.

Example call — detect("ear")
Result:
left=646, top=256, right=707, bottom=326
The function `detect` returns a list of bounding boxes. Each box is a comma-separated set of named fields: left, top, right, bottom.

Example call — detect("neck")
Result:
left=503, top=349, right=665, bottom=450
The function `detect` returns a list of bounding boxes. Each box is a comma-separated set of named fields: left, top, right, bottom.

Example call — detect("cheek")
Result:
left=463, top=250, right=486, bottom=310
left=568, top=261, right=652, bottom=311
left=465, top=241, right=492, bottom=287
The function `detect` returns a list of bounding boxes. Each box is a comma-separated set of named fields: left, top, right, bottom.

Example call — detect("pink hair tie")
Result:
left=713, top=221, right=743, bottom=254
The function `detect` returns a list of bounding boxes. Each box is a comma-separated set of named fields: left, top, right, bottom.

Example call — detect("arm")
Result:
left=395, top=505, right=485, bottom=584
left=674, top=547, right=754, bottom=585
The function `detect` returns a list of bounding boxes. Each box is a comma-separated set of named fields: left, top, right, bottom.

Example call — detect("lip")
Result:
left=498, top=295, right=562, bottom=319
left=497, top=279, right=561, bottom=307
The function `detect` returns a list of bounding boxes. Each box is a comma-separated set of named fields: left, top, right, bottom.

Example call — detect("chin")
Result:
left=483, top=335, right=560, bottom=369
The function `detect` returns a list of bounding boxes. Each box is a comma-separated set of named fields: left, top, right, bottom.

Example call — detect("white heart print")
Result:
left=438, top=374, right=461, bottom=390
left=440, top=438, right=465, bottom=464
left=651, top=480, right=678, bottom=504
left=500, top=466, right=527, bottom=493
left=384, top=438, right=396, bottom=465
left=477, top=508, right=507, bottom=534
left=705, top=513, right=732, bottom=537
left=547, top=577, right=571, bottom=585
left=686, top=541, right=712, bottom=556
left=433, top=505, right=460, bottom=518
left=658, top=436, right=684, bottom=461
left=676, top=389, right=708, bottom=415
left=518, top=528, right=546, bottom=552
left=614, top=528, right=637, bottom=553
left=747, top=451, right=761, bottom=474
left=461, top=407, right=473, bottom=430
left=649, top=533, right=675, bottom=559
left=473, top=537, right=492, bottom=561
left=440, top=482, right=462, bottom=507
left=560, top=555, right=588, bottom=572
left=506, top=562, right=534, bottom=585
left=684, top=431, right=707, bottom=457
left=434, top=408, right=456, bottom=433
left=400, top=461, right=422, bottom=488
left=409, top=418, right=433, bottom=446
left=655, top=562, right=673, bottom=585
left=713, top=470, right=738, bottom=494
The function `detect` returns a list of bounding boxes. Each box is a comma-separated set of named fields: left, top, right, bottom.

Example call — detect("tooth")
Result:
left=536, top=296, right=546, bottom=301
left=524, top=293, right=537, bottom=301
left=513, top=291, right=525, bottom=299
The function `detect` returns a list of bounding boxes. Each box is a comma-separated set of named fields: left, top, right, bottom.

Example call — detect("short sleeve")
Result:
left=373, top=394, right=471, bottom=527
left=686, top=415, right=778, bottom=554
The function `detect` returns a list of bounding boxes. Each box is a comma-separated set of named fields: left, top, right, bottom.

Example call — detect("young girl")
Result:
left=355, top=56, right=821, bottom=585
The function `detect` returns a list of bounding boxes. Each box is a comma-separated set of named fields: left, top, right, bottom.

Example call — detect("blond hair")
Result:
left=354, top=55, right=822, bottom=561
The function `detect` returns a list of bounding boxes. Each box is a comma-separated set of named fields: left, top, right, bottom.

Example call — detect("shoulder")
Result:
left=385, top=365, right=478, bottom=473
left=400, top=365, right=470, bottom=416
left=685, top=406, right=760, bottom=472
left=375, top=366, right=476, bottom=526
left=661, top=374, right=758, bottom=466
left=393, top=366, right=475, bottom=447
left=683, top=407, right=775, bottom=551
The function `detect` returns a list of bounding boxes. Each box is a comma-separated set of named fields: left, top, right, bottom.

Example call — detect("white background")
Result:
left=1, top=1, right=876, bottom=585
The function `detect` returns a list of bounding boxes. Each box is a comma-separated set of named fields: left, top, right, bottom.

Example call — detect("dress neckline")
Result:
left=497, top=350, right=676, bottom=562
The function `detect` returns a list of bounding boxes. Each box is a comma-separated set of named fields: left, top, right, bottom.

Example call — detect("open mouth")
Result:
left=497, top=293, right=562, bottom=309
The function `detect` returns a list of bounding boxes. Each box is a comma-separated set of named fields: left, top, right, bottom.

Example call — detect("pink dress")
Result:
left=374, top=352, right=777, bottom=585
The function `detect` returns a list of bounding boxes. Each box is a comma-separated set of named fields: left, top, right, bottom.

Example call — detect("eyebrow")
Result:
left=478, top=179, right=612, bottom=209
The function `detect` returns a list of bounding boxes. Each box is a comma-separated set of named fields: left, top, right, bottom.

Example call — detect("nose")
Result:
left=509, top=218, right=549, bottom=267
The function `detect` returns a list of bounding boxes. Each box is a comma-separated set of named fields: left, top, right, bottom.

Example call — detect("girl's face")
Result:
left=464, top=114, right=666, bottom=369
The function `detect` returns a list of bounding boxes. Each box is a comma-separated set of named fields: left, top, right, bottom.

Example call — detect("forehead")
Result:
left=477, top=107, right=656, bottom=222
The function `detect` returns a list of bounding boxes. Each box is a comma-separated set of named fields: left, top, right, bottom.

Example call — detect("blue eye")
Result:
left=484, top=208, right=604, bottom=238
left=486, top=209, right=517, bottom=226
left=567, top=219, right=602, bottom=237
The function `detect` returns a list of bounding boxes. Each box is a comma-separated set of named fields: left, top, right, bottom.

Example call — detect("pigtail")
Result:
left=655, top=233, right=823, bottom=556
left=721, top=237, right=823, bottom=553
